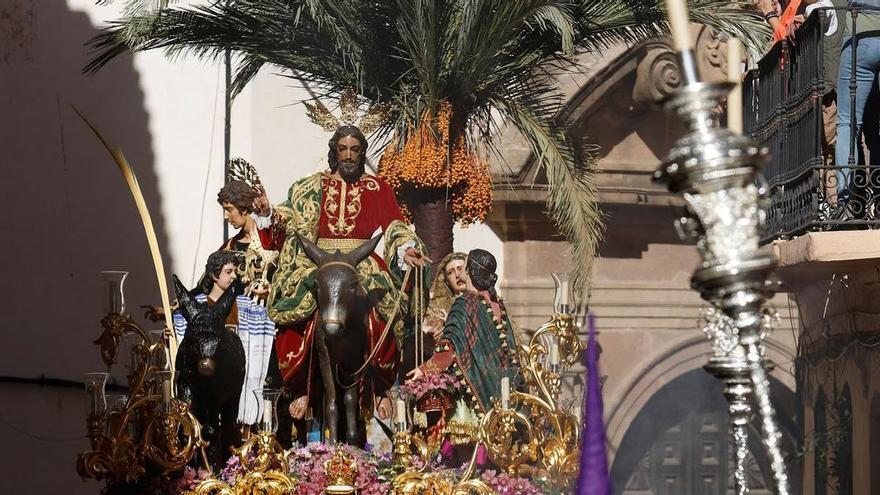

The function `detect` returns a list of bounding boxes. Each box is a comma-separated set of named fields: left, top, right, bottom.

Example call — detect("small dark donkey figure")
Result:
left=298, top=233, right=384, bottom=447
left=172, top=275, right=245, bottom=469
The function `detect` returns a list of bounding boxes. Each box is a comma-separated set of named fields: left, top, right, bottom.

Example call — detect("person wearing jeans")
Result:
left=834, top=4, right=880, bottom=207
left=835, top=36, right=880, bottom=204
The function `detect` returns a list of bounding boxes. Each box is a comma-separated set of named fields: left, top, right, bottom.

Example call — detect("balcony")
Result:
left=745, top=10, right=880, bottom=242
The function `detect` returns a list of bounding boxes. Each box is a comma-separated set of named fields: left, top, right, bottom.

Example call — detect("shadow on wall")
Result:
left=1, top=1, right=166, bottom=492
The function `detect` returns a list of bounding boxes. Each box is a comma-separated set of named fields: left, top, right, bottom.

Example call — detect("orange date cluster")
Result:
left=379, top=102, right=493, bottom=226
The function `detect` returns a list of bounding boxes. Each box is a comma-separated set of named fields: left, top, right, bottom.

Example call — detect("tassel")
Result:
left=414, top=411, right=428, bottom=429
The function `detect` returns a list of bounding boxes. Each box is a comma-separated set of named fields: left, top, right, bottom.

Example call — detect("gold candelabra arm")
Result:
left=96, top=313, right=150, bottom=369
left=77, top=421, right=146, bottom=483
left=238, top=431, right=287, bottom=473
left=394, top=441, right=494, bottom=495
left=143, top=398, right=202, bottom=474
left=392, top=430, right=430, bottom=473
left=191, top=431, right=295, bottom=495
left=477, top=397, right=535, bottom=476
left=512, top=388, right=581, bottom=490
left=521, top=313, right=582, bottom=406
left=76, top=449, right=114, bottom=481
left=191, top=479, right=236, bottom=495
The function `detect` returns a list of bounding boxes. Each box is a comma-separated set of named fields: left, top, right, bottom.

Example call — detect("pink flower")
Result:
left=284, top=443, right=390, bottom=494
left=480, top=469, right=544, bottom=495
left=400, top=372, right=462, bottom=399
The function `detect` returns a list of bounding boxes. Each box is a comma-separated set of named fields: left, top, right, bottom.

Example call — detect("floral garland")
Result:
left=480, top=470, right=546, bottom=495
left=480, top=297, right=520, bottom=370
left=443, top=296, right=521, bottom=414
left=131, top=444, right=554, bottom=495
left=378, top=101, right=493, bottom=225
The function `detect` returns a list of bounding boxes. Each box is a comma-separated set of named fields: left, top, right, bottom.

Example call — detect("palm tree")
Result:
left=85, top=0, right=769, bottom=291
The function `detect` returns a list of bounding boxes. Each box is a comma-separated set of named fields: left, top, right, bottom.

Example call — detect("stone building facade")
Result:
left=489, top=30, right=801, bottom=494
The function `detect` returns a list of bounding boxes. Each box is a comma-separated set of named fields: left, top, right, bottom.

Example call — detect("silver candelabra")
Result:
left=654, top=65, right=790, bottom=494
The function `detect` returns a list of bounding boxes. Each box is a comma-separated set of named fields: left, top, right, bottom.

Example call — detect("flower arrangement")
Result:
left=173, top=466, right=212, bottom=492
left=218, top=455, right=246, bottom=485
left=480, top=470, right=546, bottom=495
left=158, top=444, right=566, bottom=495
left=400, top=372, right=462, bottom=400
left=379, top=101, right=493, bottom=226
left=215, top=443, right=391, bottom=495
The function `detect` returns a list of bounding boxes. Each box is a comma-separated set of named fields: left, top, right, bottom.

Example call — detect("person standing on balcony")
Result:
left=835, top=1, right=880, bottom=212
left=756, top=1, right=844, bottom=210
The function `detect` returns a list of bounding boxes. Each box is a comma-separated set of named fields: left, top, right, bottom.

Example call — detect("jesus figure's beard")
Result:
left=338, top=160, right=364, bottom=183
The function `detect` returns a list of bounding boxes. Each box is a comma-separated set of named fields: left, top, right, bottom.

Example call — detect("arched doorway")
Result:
left=611, top=369, right=797, bottom=495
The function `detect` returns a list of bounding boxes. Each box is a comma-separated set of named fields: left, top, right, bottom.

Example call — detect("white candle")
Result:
left=550, top=342, right=560, bottom=367
left=162, top=379, right=172, bottom=405
left=263, top=399, right=273, bottom=428
left=396, top=399, right=407, bottom=428
left=501, top=377, right=510, bottom=409
left=664, top=0, right=693, bottom=52
left=727, top=37, right=743, bottom=134
left=559, top=285, right=569, bottom=314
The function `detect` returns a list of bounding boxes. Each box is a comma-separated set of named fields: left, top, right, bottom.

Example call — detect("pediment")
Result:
left=491, top=26, right=730, bottom=194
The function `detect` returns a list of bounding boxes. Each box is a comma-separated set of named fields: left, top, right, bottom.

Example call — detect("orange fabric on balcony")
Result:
left=774, top=0, right=803, bottom=42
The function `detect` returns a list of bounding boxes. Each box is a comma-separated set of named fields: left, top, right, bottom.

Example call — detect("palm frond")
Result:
left=86, top=2, right=358, bottom=88
left=494, top=95, right=602, bottom=293
left=576, top=1, right=770, bottom=56
left=490, top=68, right=602, bottom=294
left=83, top=0, right=772, bottom=291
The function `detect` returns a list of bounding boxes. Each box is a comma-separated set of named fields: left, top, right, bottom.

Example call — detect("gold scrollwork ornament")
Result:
left=192, top=432, right=295, bottom=495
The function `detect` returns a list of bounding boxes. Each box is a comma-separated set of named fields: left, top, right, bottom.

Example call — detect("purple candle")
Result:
left=577, top=313, right=611, bottom=495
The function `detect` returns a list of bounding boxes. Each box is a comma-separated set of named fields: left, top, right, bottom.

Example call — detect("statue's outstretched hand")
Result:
left=404, top=247, right=432, bottom=268
left=252, top=186, right=271, bottom=217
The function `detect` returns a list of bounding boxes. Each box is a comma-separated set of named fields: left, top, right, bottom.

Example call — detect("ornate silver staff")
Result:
left=657, top=2, right=790, bottom=494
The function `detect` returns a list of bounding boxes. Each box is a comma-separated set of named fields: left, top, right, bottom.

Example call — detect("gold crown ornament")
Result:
left=323, top=448, right=358, bottom=494
left=304, top=87, right=390, bottom=134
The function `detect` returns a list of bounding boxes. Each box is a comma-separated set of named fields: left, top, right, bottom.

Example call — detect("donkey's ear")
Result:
left=297, top=233, right=328, bottom=267
left=346, top=234, right=382, bottom=266
left=172, top=274, right=199, bottom=323
left=210, top=286, right=236, bottom=324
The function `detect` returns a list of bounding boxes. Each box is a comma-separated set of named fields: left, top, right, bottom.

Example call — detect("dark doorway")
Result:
left=612, top=369, right=796, bottom=495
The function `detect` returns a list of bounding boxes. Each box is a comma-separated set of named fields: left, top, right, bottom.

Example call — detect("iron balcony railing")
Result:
left=745, top=8, right=880, bottom=243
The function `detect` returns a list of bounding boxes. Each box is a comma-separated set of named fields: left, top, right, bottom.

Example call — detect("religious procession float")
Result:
left=73, top=1, right=793, bottom=494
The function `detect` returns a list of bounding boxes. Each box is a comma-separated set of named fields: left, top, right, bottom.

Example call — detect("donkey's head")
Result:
left=298, top=234, right=381, bottom=339
left=172, top=274, right=235, bottom=377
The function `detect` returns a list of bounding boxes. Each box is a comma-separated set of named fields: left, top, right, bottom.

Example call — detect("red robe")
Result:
left=259, top=173, right=406, bottom=401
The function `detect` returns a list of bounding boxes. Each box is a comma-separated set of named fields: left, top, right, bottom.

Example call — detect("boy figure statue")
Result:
left=217, top=178, right=278, bottom=306
left=173, top=251, right=279, bottom=433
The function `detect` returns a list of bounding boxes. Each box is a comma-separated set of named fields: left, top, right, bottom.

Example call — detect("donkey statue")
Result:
left=298, top=233, right=386, bottom=447
left=172, top=275, right=245, bottom=469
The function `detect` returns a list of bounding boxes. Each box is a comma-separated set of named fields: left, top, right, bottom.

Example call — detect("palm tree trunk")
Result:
left=410, top=193, right=454, bottom=272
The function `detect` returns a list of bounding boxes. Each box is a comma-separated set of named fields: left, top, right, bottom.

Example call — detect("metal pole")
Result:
left=849, top=9, right=859, bottom=170
left=223, top=47, right=232, bottom=242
